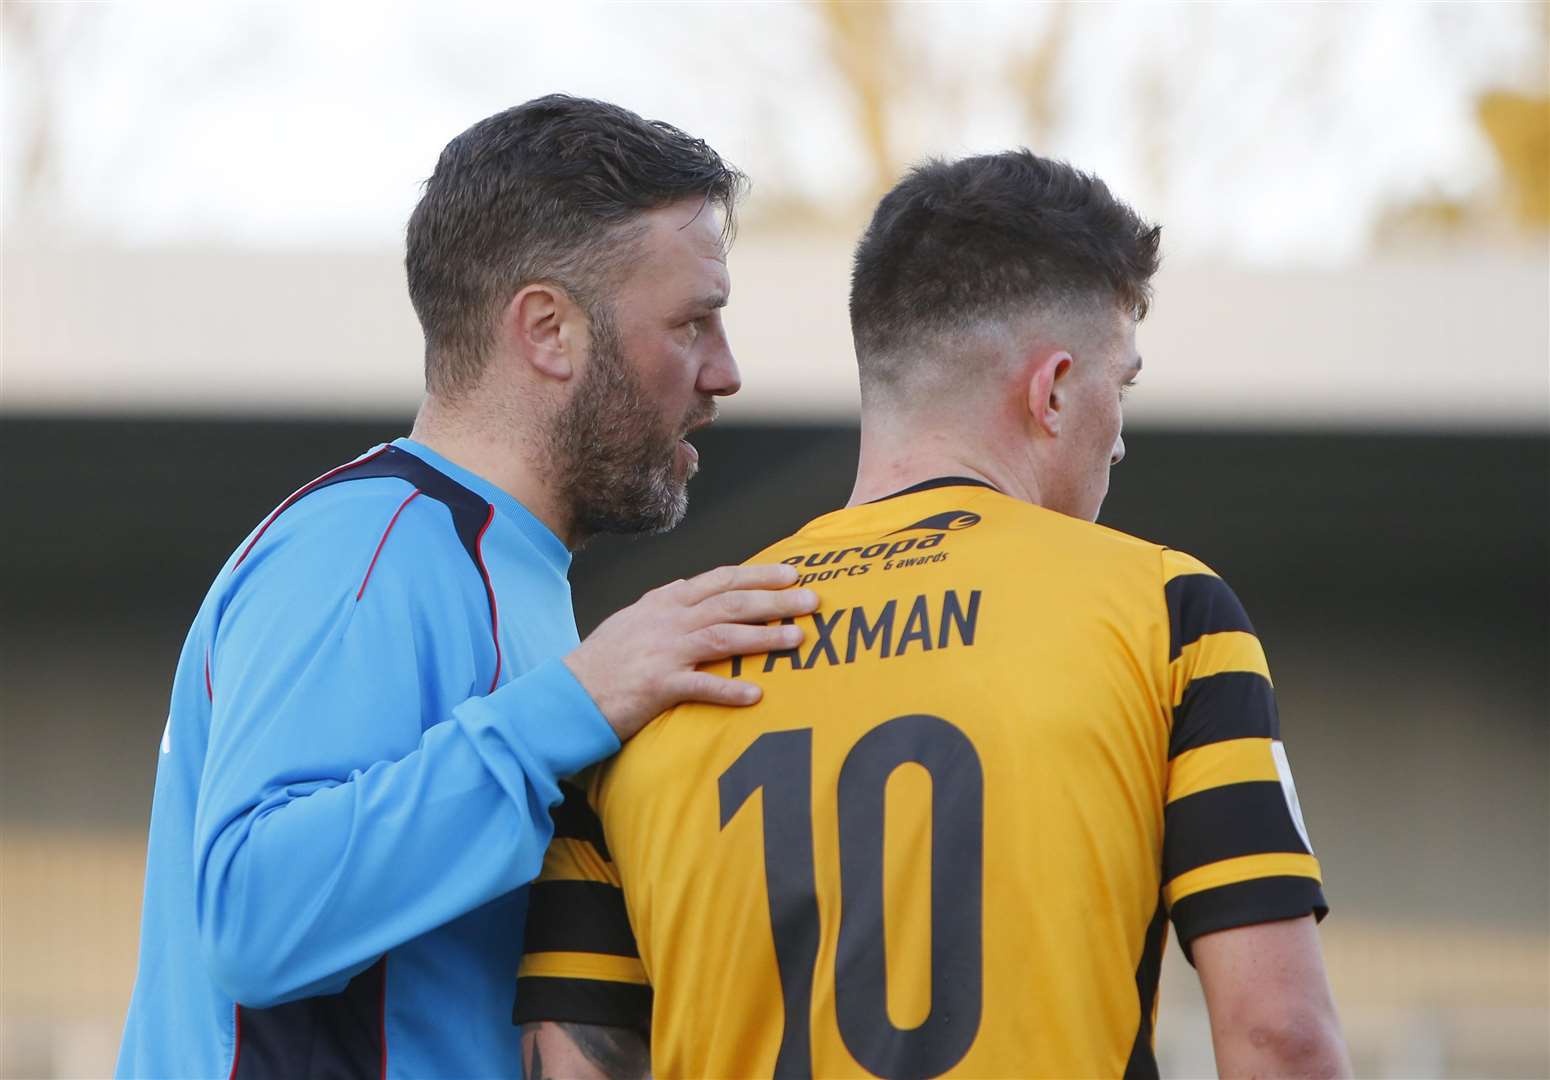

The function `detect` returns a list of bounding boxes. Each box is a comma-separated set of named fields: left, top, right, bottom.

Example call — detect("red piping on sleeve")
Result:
left=227, top=1004, right=242, bottom=1080
left=357, top=491, right=422, bottom=601
left=233, top=446, right=392, bottom=572
left=204, top=648, right=214, bottom=701
left=474, top=505, right=503, bottom=692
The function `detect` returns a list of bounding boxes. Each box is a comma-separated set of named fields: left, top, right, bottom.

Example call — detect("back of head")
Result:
left=406, top=94, right=745, bottom=400
left=848, top=151, right=1161, bottom=405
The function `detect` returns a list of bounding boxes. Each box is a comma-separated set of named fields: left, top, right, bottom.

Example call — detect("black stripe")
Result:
left=235, top=956, right=383, bottom=1080
left=865, top=475, right=1000, bottom=503
left=524, top=880, right=638, bottom=958
left=1170, top=876, right=1330, bottom=965
left=1170, top=671, right=1280, bottom=759
left=1165, top=572, right=1255, bottom=660
left=1164, top=781, right=1310, bottom=882
left=513, top=976, right=652, bottom=1035
left=1122, top=895, right=1167, bottom=1080
left=551, top=780, right=611, bottom=861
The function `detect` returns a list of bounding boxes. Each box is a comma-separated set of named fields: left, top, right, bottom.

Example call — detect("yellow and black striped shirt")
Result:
left=515, top=480, right=1327, bottom=1078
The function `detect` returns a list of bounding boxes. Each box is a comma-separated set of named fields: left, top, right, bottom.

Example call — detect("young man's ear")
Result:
left=501, top=284, right=587, bottom=382
left=1025, top=348, right=1073, bottom=437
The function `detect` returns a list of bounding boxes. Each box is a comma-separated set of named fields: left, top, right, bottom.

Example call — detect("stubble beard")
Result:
left=548, top=305, right=707, bottom=542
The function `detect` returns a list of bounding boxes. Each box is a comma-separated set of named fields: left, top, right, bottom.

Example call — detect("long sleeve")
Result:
left=191, top=497, right=618, bottom=1007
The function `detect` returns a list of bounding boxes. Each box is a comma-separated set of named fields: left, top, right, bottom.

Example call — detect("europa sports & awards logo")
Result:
left=782, top=510, right=982, bottom=585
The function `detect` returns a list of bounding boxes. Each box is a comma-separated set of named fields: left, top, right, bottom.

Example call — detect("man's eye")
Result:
left=1120, top=382, right=1138, bottom=399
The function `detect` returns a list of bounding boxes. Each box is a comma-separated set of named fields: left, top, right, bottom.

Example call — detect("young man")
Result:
left=514, top=152, right=1352, bottom=1078
left=116, top=96, right=817, bottom=1080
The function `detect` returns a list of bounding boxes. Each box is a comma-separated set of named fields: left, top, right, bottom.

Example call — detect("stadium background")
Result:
left=3, top=4, right=1546, bottom=1077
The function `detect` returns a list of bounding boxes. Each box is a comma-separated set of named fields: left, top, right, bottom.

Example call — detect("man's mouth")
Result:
left=677, top=409, right=716, bottom=471
left=679, top=409, right=717, bottom=444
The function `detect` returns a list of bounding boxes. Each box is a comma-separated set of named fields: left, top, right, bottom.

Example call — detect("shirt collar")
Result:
left=392, top=437, right=571, bottom=574
left=865, top=475, right=1002, bottom=504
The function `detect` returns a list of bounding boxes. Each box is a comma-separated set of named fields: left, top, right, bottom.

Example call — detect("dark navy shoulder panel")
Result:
left=234, top=445, right=503, bottom=688
left=237, top=446, right=491, bottom=576
left=305, top=446, right=491, bottom=573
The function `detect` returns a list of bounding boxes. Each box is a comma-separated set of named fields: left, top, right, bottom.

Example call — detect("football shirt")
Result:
left=515, top=479, right=1326, bottom=1079
left=118, top=440, right=618, bottom=1080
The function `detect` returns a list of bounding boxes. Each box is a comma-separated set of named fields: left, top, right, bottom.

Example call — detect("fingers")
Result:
left=571, top=563, right=820, bottom=740
left=678, top=562, right=799, bottom=605
left=696, top=586, right=819, bottom=626
left=671, top=671, right=764, bottom=707
left=690, top=621, right=805, bottom=661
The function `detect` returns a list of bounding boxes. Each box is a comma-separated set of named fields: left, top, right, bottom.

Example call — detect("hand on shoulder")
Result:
left=565, top=563, right=819, bottom=741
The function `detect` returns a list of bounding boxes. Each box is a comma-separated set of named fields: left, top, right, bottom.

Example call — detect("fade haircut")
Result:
left=406, top=94, right=745, bottom=398
left=849, top=150, right=1161, bottom=394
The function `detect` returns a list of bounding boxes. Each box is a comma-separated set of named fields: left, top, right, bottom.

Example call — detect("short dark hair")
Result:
left=849, top=151, right=1161, bottom=390
left=406, top=94, right=744, bottom=397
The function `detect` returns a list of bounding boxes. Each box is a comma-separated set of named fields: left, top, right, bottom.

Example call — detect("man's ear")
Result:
left=1025, top=348, right=1073, bottom=437
left=500, top=283, right=587, bottom=382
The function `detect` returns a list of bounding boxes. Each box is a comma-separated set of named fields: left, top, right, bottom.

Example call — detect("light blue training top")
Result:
left=117, top=438, right=619, bottom=1080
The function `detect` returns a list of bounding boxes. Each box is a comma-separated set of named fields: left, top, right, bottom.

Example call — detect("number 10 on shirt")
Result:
left=718, top=713, right=985, bottom=1079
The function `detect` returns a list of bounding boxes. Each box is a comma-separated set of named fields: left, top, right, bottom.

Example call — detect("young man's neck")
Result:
left=409, top=395, right=578, bottom=548
left=846, top=418, right=1043, bottom=508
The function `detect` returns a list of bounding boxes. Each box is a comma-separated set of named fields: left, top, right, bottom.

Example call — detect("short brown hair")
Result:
left=406, top=95, right=744, bottom=397
left=849, top=151, right=1161, bottom=392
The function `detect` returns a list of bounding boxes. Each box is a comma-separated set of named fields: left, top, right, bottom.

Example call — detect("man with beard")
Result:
left=515, top=151, right=1350, bottom=1078
left=116, top=95, right=817, bottom=1080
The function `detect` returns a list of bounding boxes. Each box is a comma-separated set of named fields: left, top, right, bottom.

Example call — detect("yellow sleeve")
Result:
left=513, top=771, right=651, bottom=1032
left=1160, top=551, right=1328, bottom=961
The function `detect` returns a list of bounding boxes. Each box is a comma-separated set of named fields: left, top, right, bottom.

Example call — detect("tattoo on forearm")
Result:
left=561, top=1022, right=650, bottom=1078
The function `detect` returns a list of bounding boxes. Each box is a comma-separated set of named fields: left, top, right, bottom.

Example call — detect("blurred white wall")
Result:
left=5, top=234, right=1547, bottom=428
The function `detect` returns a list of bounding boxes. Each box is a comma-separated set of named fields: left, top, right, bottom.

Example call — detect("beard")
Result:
left=547, top=304, right=711, bottom=541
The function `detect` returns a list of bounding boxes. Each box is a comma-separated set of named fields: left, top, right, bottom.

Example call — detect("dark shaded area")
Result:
left=4, top=416, right=1546, bottom=639
left=234, top=957, right=385, bottom=1080
left=2, top=415, right=1547, bottom=928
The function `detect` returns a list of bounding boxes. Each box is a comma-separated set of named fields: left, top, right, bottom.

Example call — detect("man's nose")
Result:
left=1111, top=433, right=1126, bottom=466
left=698, top=334, right=741, bottom=398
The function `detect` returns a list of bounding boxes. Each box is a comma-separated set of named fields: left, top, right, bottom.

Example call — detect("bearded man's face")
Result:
left=549, top=304, right=714, bottom=539
left=547, top=200, right=739, bottom=542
